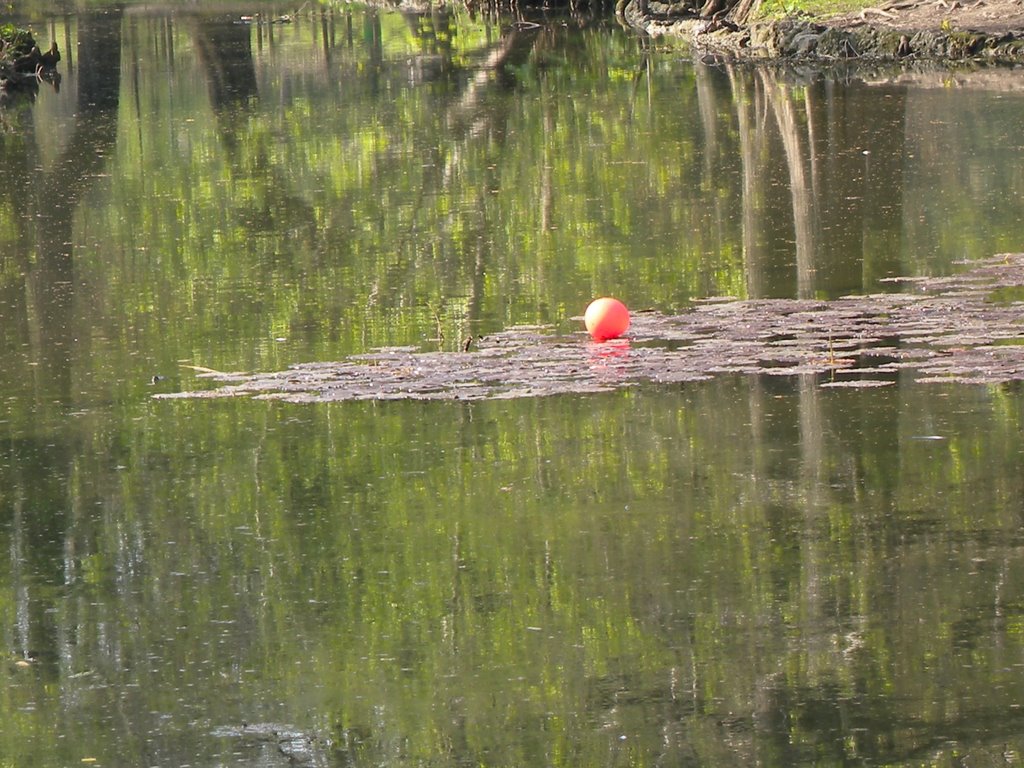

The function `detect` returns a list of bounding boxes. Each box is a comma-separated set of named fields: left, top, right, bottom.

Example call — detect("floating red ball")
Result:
left=584, top=297, right=630, bottom=341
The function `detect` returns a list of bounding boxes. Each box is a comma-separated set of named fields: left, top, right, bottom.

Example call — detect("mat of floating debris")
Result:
left=155, top=254, right=1024, bottom=403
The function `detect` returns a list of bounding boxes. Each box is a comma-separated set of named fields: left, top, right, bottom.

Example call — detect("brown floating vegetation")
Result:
left=156, top=253, right=1024, bottom=403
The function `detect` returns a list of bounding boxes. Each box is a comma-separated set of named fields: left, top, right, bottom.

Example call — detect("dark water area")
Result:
left=3, top=3, right=1024, bottom=766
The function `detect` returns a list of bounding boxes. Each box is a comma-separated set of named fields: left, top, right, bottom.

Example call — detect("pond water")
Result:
left=3, top=3, right=1024, bottom=766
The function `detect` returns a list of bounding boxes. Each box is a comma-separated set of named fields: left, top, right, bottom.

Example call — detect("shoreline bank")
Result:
left=617, top=1, right=1024, bottom=62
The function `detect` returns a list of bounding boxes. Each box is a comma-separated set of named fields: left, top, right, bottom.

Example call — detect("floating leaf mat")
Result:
left=157, top=254, right=1024, bottom=403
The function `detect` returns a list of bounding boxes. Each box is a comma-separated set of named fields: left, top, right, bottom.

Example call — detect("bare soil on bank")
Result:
left=824, top=0, right=1024, bottom=35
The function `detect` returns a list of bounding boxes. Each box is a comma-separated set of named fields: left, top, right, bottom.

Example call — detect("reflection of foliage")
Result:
left=4, top=10, right=1024, bottom=767
left=86, top=14, right=752, bottom=384
left=5, top=382, right=1024, bottom=765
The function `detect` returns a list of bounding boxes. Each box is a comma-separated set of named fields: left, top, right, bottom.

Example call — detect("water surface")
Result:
left=3, top=4, right=1024, bottom=766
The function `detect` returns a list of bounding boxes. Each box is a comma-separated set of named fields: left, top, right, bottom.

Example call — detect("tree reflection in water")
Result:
left=2, top=5, right=1024, bottom=766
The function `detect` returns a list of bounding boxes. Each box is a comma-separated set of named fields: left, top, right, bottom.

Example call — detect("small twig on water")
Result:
left=428, top=302, right=445, bottom=345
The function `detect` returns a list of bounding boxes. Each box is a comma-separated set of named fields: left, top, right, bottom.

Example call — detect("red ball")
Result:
left=584, top=297, right=630, bottom=341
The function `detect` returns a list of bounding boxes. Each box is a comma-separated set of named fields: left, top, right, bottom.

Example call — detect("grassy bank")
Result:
left=751, top=0, right=876, bottom=21
left=0, top=23, right=36, bottom=64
